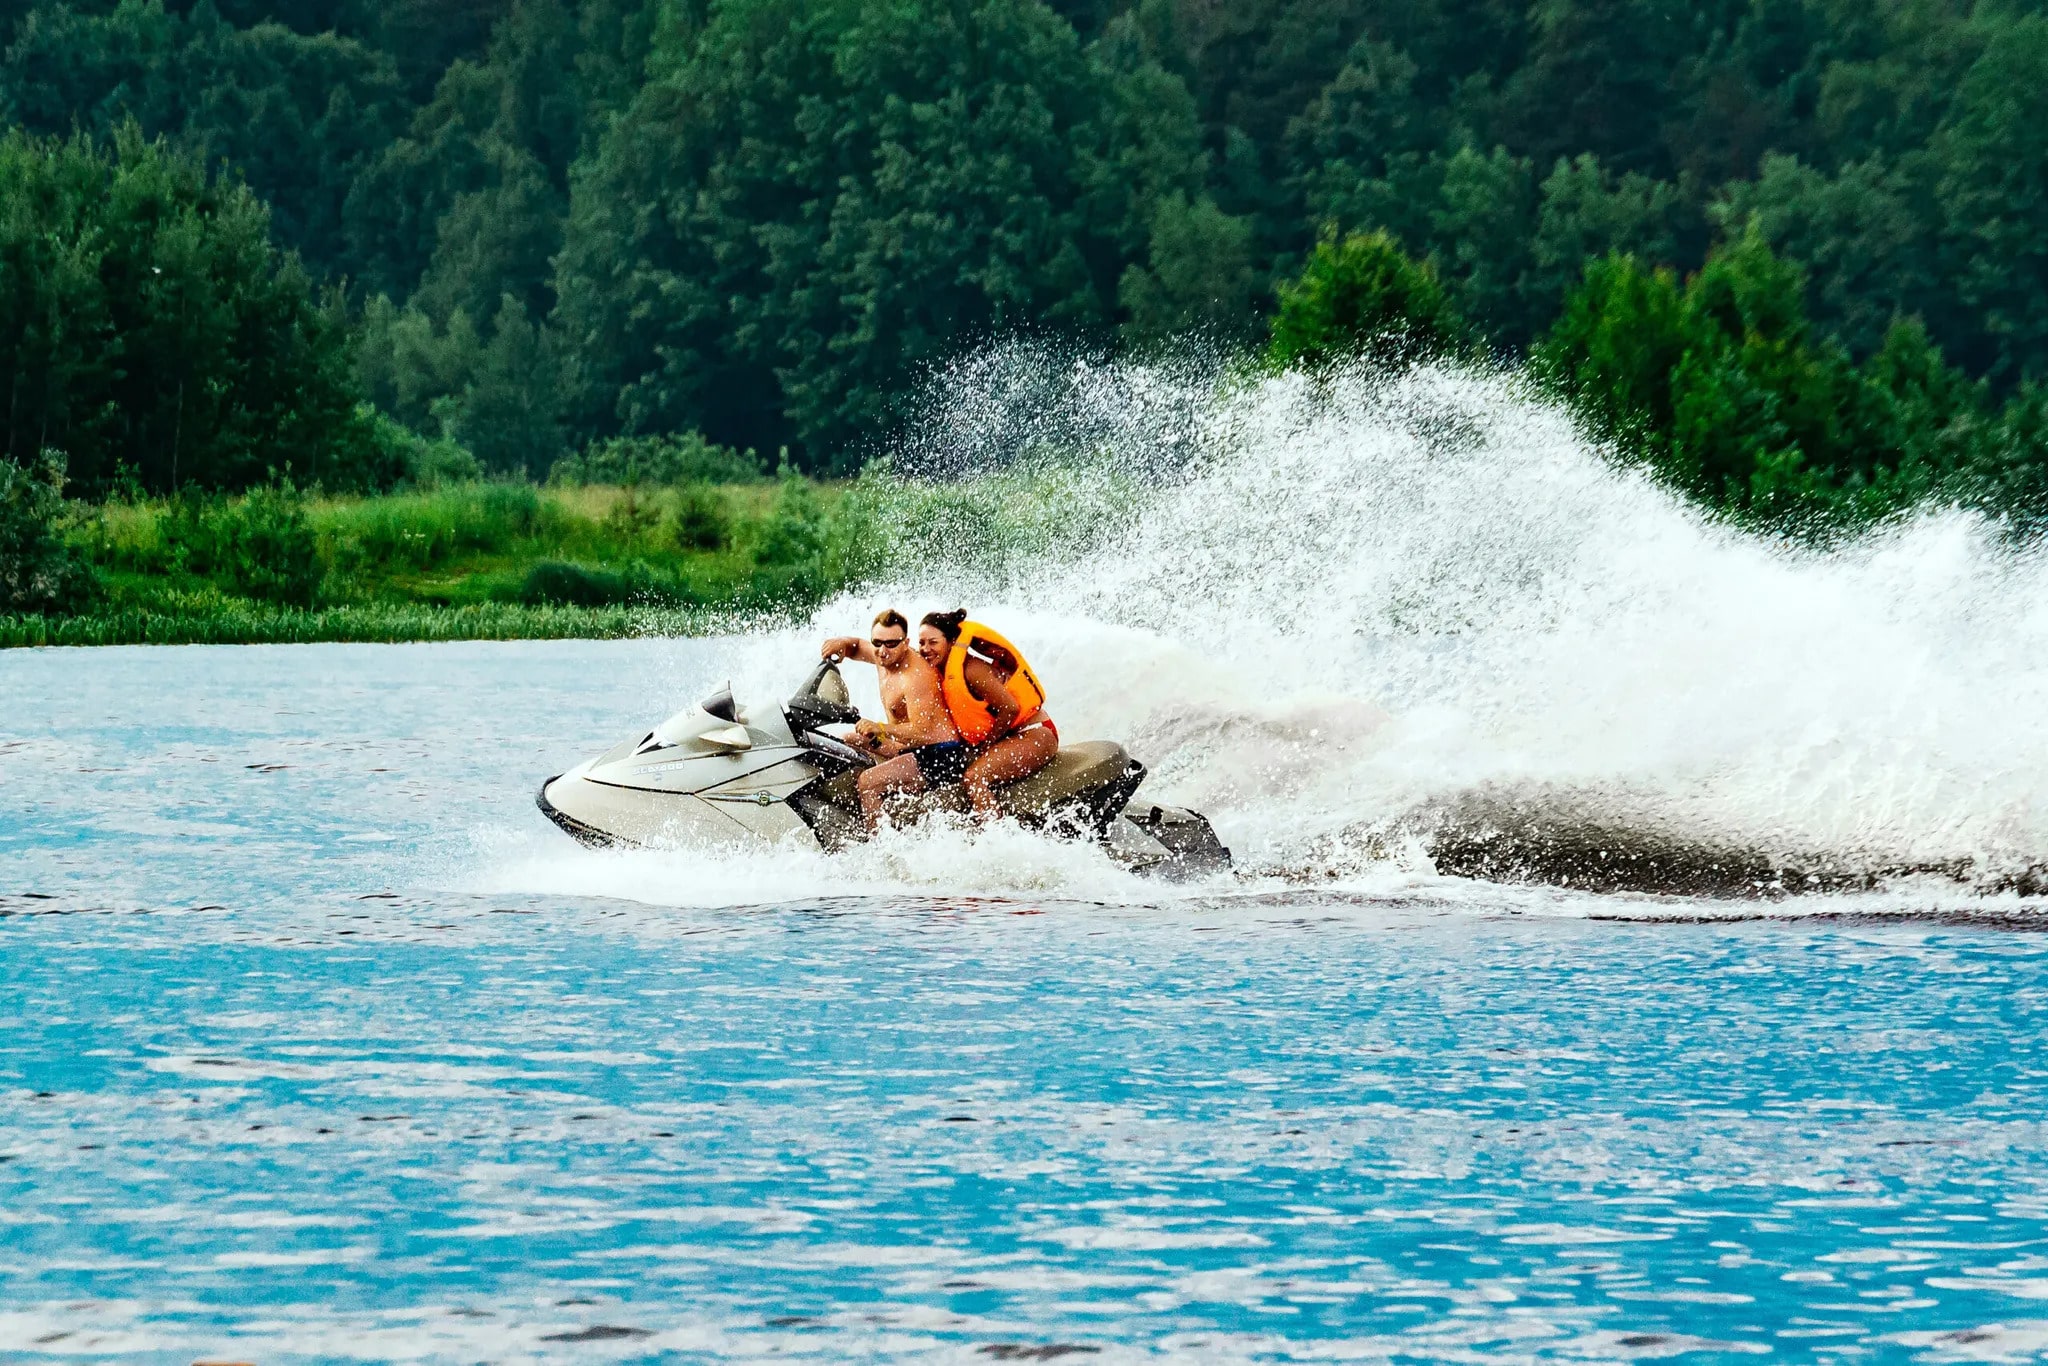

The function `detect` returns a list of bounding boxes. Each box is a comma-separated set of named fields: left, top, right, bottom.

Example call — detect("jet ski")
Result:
left=537, top=657, right=1232, bottom=877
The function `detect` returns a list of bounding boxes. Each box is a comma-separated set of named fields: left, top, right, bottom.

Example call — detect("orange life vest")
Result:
left=941, top=621, right=1046, bottom=745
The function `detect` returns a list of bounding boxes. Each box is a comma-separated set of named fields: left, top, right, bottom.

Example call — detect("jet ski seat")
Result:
left=814, top=740, right=1136, bottom=827
left=993, top=740, right=1130, bottom=815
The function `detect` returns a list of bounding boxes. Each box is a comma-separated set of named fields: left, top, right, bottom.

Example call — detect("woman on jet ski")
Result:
left=918, top=610, right=1060, bottom=818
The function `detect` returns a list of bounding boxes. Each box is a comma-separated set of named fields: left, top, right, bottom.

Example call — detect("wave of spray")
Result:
left=855, top=345, right=2048, bottom=898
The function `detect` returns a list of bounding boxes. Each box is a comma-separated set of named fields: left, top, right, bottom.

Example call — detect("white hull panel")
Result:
left=541, top=766, right=821, bottom=850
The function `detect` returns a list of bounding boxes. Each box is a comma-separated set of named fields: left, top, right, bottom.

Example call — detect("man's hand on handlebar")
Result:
left=851, top=719, right=904, bottom=758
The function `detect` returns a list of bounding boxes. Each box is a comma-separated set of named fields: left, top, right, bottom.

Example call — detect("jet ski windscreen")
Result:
left=700, top=684, right=739, bottom=723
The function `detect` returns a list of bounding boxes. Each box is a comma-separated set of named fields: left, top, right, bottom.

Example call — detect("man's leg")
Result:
left=856, top=753, right=927, bottom=832
left=962, top=727, right=1058, bottom=819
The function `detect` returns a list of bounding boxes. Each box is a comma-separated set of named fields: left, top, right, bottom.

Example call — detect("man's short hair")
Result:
left=873, top=609, right=909, bottom=634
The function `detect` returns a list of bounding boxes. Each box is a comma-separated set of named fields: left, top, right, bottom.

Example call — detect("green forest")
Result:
left=4, top=0, right=2048, bottom=640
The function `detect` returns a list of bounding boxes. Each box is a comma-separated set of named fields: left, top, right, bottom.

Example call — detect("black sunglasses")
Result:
left=871, top=636, right=906, bottom=648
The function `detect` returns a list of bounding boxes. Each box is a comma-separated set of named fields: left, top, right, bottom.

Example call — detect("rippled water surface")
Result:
left=8, top=641, right=2048, bottom=1363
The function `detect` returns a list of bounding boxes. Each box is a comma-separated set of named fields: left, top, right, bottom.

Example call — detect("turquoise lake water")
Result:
left=6, top=640, right=2048, bottom=1363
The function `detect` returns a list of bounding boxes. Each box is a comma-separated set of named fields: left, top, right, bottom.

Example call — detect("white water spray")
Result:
left=853, top=351, right=2048, bottom=895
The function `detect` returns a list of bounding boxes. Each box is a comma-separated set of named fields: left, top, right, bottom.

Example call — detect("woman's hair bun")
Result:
left=921, top=608, right=969, bottom=639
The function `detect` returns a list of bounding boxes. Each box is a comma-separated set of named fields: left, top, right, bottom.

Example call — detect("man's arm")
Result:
left=821, top=635, right=875, bottom=664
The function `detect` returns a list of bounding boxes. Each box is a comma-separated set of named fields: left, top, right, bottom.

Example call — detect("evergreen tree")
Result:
left=1936, top=15, right=2048, bottom=385
left=1528, top=153, right=1689, bottom=329
left=1428, top=145, right=1537, bottom=347
left=1267, top=229, right=1464, bottom=372
left=2, top=1, right=407, bottom=277
left=1118, top=193, right=1260, bottom=345
left=1719, top=152, right=1942, bottom=364
left=556, top=0, right=1139, bottom=467
left=1288, top=38, right=1443, bottom=250
left=1500, top=0, right=1700, bottom=177
left=0, top=126, right=383, bottom=495
left=457, top=295, right=565, bottom=474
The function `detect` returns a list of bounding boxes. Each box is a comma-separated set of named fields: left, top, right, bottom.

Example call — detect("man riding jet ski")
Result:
left=535, top=613, right=1231, bottom=877
left=818, top=608, right=1060, bottom=830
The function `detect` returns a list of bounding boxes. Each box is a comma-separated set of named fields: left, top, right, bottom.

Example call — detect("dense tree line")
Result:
left=0, top=126, right=384, bottom=495
left=3, top=0, right=2048, bottom=496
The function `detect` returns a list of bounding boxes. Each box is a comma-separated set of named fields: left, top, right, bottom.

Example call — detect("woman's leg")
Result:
left=856, top=753, right=926, bottom=831
left=962, top=725, right=1058, bottom=819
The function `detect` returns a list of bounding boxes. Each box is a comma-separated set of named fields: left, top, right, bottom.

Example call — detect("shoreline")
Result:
left=0, top=602, right=730, bottom=649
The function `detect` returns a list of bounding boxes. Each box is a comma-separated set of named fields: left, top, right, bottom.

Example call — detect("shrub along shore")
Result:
left=3, top=464, right=875, bottom=648
left=0, top=601, right=660, bottom=649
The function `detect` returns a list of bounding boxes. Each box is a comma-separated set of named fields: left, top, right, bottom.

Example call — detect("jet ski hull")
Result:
left=541, top=766, right=1231, bottom=879
left=536, top=775, right=613, bottom=848
left=539, top=759, right=812, bottom=849
left=535, top=663, right=1232, bottom=878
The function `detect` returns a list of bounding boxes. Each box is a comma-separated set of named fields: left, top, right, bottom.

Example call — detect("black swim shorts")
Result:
left=911, top=741, right=973, bottom=785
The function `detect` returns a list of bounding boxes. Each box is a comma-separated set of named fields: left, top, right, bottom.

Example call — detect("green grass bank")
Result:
left=6, top=475, right=870, bottom=648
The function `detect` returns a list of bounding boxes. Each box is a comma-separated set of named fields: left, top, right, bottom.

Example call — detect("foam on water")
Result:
left=472, top=812, right=1186, bottom=909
